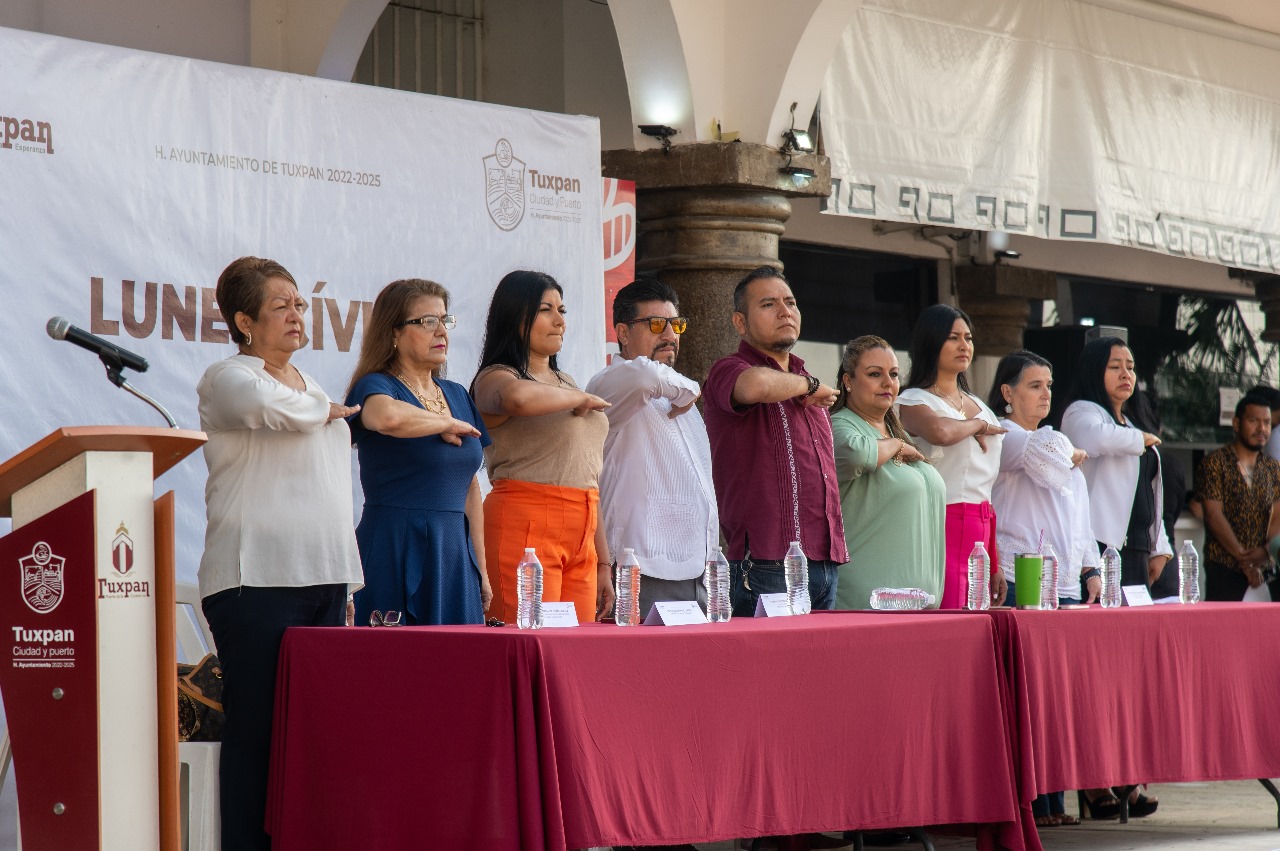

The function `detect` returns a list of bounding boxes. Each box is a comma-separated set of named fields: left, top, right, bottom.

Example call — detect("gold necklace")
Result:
left=394, top=370, right=448, bottom=415
left=932, top=384, right=965, bottom=412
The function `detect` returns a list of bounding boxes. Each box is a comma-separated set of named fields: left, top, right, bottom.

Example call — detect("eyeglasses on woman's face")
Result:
left=398, top=314, right=456, bottom=332
left=624, top=315, right=688, bottom=335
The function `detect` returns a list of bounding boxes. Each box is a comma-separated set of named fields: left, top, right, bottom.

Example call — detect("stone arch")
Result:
left=315, top=0, right=389, bottom=80
left=249, top=0, right=388, bottom=79
left=607, top=0, right=863, bottom=148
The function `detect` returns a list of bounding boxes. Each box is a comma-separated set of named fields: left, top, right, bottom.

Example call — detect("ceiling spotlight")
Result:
left=780, top=165, right=815, bottom=188
left=638, top=124, right=678, bottom=152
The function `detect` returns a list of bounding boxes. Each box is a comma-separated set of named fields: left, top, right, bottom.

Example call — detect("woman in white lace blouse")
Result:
left=988, top=350, right=1102, bottom=608
left=988, top=349, right=1102, bottom=829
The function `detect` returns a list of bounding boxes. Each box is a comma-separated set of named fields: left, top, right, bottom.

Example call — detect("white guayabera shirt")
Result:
left=586, top=356, right=718, bottom=581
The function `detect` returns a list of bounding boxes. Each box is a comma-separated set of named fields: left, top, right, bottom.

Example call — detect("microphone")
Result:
left=46, top=316, right=150, bottom=373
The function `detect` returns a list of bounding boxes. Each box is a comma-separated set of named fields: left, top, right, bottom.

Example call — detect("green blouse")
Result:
left=831, top=407, right=946, bottom=609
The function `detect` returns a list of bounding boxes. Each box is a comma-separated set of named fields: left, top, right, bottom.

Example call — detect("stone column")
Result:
left=602, top=142, right=830, bottom=384
left=955, top=264, right=1058, bottom=356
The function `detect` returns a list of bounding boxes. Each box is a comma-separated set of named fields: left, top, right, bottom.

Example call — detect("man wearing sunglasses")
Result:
left=586, top=278, right=718, bottom=633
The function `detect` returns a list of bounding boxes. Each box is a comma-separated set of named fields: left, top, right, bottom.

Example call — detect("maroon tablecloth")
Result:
left=991, top=603, right=1280, bottom=795
left=266, top=613, right=1024, bottom=850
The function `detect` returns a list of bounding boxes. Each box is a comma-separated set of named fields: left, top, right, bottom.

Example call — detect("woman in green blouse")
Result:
left=833, top=336, right=946, bottom=609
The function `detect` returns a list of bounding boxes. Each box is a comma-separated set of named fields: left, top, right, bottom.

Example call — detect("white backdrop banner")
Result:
left=0, top=27, right=603, bottom=582
left=820, top=0, right=1280, bottom=271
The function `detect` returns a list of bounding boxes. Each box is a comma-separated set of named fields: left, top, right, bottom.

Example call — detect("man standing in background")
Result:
left=1198, top=392, right=1280, bottom=601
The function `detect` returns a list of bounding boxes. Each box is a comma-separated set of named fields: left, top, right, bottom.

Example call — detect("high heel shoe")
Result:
left=1111, top=787, right=1160, bottom=818
left=1077, top=789, right=1121, bottom=820
left=1129, top=794, right=1158, bottom=817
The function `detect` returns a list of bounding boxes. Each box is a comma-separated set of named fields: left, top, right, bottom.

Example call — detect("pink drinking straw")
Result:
left=1037, top=529, right=1045, bottom=554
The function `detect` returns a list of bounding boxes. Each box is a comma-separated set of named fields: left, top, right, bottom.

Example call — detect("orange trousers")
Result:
left=484, top=479, right=599, bottom=624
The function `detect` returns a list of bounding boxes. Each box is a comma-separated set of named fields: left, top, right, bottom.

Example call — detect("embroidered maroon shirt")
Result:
left=703, top=340, right=847, bottom=563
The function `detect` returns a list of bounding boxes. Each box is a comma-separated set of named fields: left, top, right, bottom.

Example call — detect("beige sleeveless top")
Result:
left=479, top=366, right=608, bottom=490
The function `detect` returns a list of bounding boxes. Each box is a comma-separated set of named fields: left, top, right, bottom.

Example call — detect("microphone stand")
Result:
left=99, top=352, right=178, bottom=429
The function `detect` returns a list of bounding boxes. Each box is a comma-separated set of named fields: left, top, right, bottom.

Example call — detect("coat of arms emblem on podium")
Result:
left=19, top=541, right=64, bottom=614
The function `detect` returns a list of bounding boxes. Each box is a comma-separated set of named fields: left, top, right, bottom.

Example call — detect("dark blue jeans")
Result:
left=203, top=583, right=346, bottom=851
left=729, top=557, right=840, bottom=618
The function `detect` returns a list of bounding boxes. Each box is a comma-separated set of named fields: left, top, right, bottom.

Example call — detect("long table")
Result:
left=266, top=613, right=1026, bottom=851
left=989, top=603, right=1280, bottom=801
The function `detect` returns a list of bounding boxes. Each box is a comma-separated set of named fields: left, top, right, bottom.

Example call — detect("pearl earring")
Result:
left=1004, top=403, right=1012, bottom=414
left=246, top=332, right=253, bottom=346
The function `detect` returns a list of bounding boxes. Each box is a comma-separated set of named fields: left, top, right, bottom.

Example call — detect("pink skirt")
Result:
left=941, top=501, right=999, bottom=609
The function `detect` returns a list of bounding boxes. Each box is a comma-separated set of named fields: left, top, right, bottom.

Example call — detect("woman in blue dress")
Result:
left=345, top=279, right=491, bottom=625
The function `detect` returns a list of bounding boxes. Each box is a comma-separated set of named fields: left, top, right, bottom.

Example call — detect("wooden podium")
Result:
left=0, top=427, right=206, bottom=851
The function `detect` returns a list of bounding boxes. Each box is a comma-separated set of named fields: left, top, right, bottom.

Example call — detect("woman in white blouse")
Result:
left=898, top=304, right=1007, bottom=608
left=1060, top=337, right=1172, bottom=590
left=1060, top=340, right=1167, bottom=820
left=989, top=350, right=1102, bottom=606
left=197, top=257, right=363, bottom=851
left=988, top=350, right=1102, bottom=827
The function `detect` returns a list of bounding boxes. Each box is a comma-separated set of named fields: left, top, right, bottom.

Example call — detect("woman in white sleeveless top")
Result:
left=897, top=305, right=1007, bottom=608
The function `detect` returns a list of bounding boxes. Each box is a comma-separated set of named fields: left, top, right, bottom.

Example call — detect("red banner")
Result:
left=602, top=178, right=637, bottom=358
left=0, top=490, right=101, bottom=850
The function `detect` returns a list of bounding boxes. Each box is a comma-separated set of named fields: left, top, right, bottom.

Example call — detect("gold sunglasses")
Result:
left=625, top=316, right=688, bottom=334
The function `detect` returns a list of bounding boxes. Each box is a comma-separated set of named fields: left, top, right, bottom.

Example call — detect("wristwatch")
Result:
left=803, top=374, right=820, bottom=397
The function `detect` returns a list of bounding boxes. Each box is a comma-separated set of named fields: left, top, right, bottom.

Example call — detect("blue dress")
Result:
left=346, top=372, right=491, bottom=625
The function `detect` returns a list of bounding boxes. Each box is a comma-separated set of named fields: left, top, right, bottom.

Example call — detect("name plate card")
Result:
left=642, top=601, right=708, bottom=626
left=1121, top=585, right=1154, bottom=607
left=541, top=602, right=579, bottom=627
left=754, top=592, right=793, bottom=617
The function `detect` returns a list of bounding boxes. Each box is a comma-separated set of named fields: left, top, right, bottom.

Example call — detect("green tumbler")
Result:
left=1013, top=553, right=1043, bottom=609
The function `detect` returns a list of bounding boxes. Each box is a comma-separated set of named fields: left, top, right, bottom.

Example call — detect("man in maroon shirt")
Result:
left=704, top=266, right=848, bottom=617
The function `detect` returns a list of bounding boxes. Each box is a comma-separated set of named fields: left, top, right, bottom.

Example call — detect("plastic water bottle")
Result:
left=966, top=542, right=990, bottom=610
left=1039, top=545, right=1060, bottom=611
left=516, top=547, right=544, bottom=629
left=784, top=541, right=811, bottom=615
left=1178, top=540, right=1200, bottom=604
left=870, top=587, right=936, bottom=610
left=1100, top=545, right=1122, bottom=608
left=614, top=548, right=642, bottom=626
left=704, top=546, right=732, bottom=623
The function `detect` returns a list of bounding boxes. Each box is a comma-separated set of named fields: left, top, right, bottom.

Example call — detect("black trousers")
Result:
left=202, top=584, right=346, bottom=851
left=1204, top=559, right=1280, bottom=602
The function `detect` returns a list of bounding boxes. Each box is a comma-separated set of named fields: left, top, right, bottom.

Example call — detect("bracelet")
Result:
left=803, top=374, right=821, bottom=397
left=890, top=439, right=905, bottom=466
left=1081, top=568, right=1101, bottom=582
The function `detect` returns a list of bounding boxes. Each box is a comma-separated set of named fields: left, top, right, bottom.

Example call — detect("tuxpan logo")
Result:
left=19, top=542, right=64, bottom=615
left=111, top=522, right=134, bottom=575
left=483, top=139, right=526, bottom=231
left=1, top=114, right=54, bottom=155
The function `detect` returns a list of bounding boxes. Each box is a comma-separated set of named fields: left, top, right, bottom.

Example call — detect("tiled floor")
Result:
left=682, top=779, right=1280, bottom=851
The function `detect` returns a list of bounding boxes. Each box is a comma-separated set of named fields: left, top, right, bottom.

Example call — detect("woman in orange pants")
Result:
left=470, top=270, right=614, bottom=624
